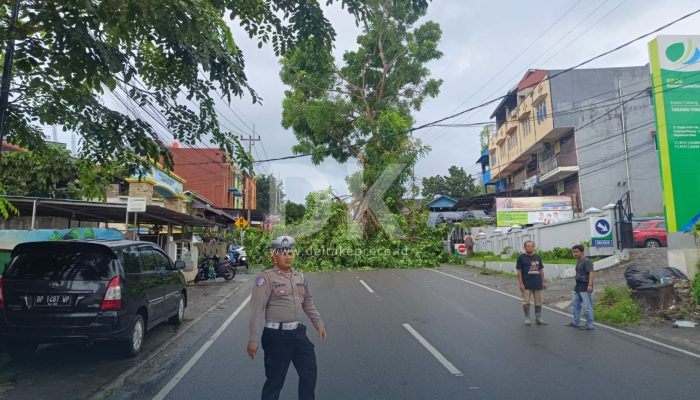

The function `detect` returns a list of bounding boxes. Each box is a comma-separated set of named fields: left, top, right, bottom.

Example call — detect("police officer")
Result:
left=247, top=236, right=327, bottom=400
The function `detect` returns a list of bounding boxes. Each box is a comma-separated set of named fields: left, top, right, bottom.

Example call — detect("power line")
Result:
left=540, top=0, right=629, bottom=66
left=251, top=9, right=700, bottom=165
left=421, top=0, right=611, bottom=143
left=424, top=0, right=586, bottom=132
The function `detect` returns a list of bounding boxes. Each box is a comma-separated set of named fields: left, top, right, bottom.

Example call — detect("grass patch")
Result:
left=594, top=286, right=641, bottom=324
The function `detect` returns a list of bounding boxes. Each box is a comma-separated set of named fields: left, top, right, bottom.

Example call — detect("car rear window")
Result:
left=6, top=243, right=115, bottom=281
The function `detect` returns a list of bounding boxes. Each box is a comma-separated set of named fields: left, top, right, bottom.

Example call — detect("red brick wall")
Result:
left=171, top=148, right=237, bottom=209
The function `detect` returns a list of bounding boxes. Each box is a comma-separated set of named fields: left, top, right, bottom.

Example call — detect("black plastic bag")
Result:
left=650, top=267, right=688, bottom=281
left=624, top=265, right=659, bottom=289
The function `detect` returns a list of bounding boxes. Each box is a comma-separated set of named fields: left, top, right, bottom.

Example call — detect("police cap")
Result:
left=271, top=235, right=296, bottom=250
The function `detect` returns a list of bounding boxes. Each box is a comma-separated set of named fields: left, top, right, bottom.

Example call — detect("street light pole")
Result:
left=0, top=0, right=21, bottom=177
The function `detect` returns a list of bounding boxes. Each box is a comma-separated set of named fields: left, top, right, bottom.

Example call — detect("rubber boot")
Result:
left=535, top=306, right=548, bottom=325
left=523, top=304, right=531, bottom=325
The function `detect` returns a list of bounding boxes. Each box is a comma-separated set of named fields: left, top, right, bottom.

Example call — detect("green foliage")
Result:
left=421, top=165, right=479, bottom=200
left=537, top=247, right=576, bottom=261
left=256, top=174, right=284, bottom=214
left=0, top=186, right=19, bottom=219
left=458, top=219, right=488, bottom=229
left=284, top=201, right=306, bottom=225
left=594, top=286, right=641, bottom=324
left=251, top=190, right=449, bottom=271
left=1, top=0, right=370, bottom=176
left=1, top=145, right=123, bottom=201
left=280, top=0, right=442, bottom=223
left=479, top=124, right=494, bottom=151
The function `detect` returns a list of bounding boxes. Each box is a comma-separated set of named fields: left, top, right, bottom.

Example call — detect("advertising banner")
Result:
left=495, top=196, right=574, bottom=227
left=649, top=36, right=700, bottom=232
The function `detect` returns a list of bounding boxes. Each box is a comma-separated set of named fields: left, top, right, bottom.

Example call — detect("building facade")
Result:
left=170, top=147, right=243, bottom=210
left=485, top=66, right=662, bottom=216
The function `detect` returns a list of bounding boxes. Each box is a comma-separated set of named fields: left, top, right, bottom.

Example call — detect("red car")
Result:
left=633, top=220, right=667, bottom=248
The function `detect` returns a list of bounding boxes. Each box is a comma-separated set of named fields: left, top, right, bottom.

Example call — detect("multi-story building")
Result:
left=170, top=146, right=245, bottom=210
left=484, top=66, right=663, bottom=216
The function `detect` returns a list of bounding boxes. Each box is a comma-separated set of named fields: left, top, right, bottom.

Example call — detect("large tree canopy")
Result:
left=280, top=0, right=442, bottom=235
left=0, top=0, right=371, bottom=175
left=1, top=144, right=123, bottom=201
left=421, top=165, right=480, bottom=200
left=255, top=173, right=284, bottom=214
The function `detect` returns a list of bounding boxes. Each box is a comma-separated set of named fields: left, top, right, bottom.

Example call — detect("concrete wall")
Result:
left=465, top=253, right=624, bottom=280
left=549, top=66, right=663, bottom=216
left=474, top=207, right=616, bottom=256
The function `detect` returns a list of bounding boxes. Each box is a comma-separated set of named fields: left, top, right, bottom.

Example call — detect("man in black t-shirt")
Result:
left=568, top=244, right=595, bottom=330
left=516, top=240, right=547, bottom=325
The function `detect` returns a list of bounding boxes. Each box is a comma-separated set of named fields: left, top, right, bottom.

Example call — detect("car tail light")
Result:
left=100, top=276, right=122, bottom=311
left=0, top=276, right=5, bottom=310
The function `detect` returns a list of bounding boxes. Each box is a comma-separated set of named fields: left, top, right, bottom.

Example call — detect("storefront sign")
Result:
left=649, top=35, right=700, bottom=232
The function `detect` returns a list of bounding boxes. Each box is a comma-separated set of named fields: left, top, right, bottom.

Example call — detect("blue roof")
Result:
left=425, top=195, right=458, bottom=209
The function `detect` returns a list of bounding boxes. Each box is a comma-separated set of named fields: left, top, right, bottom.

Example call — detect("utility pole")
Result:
left=617, top=78, right=633, bottom=214
left=239, top=133, right=260, bottom=223
left=0, top=0, right=21, bottom=177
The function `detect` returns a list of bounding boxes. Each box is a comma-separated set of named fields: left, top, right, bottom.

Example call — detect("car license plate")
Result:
left=35, top=295, right=72, bottom=307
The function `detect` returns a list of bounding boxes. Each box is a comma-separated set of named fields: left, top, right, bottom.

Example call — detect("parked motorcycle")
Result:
left=224, top=244, right=248, bottom=271
left=194, top=255, right=236, bottom=283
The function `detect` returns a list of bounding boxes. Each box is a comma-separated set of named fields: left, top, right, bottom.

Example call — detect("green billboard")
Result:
left=649, top=36, right=700, bottom=233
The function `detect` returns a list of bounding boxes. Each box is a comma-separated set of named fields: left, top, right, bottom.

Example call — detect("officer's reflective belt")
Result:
left=265, top=321, right=301, bottom=330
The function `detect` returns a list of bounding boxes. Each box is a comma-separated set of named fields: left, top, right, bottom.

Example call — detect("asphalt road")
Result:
left=0, top=274, right=253, bottom=400
left=121, top=268, right=700, bottom=400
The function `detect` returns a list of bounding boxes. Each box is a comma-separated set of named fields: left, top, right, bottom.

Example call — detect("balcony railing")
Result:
left=539, top=153, right=578, bottom=176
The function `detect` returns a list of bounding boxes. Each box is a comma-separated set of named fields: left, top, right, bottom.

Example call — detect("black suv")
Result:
left=0, top=240, right=187, bottom=359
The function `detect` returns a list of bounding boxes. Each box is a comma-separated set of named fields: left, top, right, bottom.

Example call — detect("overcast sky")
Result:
left=50, top=0, right=700, bottom=203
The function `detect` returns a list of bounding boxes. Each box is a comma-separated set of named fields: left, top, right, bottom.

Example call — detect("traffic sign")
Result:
left=235, top=216, right=249, bottom=229
left=595, top=219, right=611, bottom=235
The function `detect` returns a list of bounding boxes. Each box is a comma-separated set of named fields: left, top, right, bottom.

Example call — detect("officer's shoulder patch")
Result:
left=256, top=278, right=265, bottom=287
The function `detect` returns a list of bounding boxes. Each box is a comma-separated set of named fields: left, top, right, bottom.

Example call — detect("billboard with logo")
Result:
left=649, top=36, right=700, bottom=232
left=495, top=196, right=574, bottom=227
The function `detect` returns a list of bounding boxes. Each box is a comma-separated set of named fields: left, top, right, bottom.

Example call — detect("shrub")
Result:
left=538, top=247, right=575, bottom=260
left=594, top=286, right=641, bottom=324
left=693, top=270, right=700, bottom=305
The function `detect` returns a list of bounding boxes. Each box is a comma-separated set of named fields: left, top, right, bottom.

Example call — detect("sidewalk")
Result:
left=438, top=263, right=700, bottom=355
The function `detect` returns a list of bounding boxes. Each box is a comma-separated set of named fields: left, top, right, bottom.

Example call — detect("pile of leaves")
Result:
left=246, top=190, right=450, bottom=271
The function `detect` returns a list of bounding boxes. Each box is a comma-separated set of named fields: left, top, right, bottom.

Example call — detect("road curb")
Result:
left=85, top=278, right=254, bottom=400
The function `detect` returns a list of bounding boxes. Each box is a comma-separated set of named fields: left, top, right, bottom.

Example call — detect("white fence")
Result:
left=473, top=205, right=617, bottom=256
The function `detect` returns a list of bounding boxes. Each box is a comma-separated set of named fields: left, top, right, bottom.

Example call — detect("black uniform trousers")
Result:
left=261, top=324, right=317, bottom=400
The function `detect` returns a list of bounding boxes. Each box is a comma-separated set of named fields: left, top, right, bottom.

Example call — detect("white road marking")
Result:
left=402, top=323, right=463, bottom=377
left=153, top=295, right=252, bottom=400
left=429, top=268, right=700, bottom=361
left=88, top=281, right=250, bottom=400
left=359, top=279, right=375, bottom=294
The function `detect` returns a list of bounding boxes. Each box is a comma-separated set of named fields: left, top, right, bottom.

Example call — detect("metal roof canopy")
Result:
left=5, top=196, right=215, bottom=227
